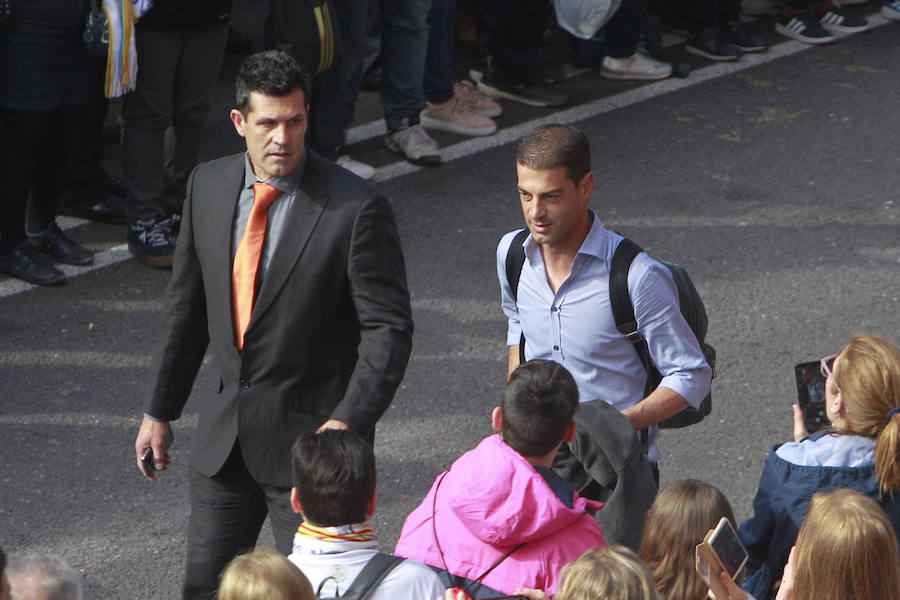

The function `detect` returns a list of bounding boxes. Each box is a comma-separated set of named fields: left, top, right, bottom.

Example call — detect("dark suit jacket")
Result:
left=144, top=150, right=414, bottom=487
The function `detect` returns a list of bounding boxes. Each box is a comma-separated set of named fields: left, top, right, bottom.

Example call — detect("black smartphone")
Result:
left=141, top=447, right=156, bottom=476
left=794, top=361, right=830, bottom=433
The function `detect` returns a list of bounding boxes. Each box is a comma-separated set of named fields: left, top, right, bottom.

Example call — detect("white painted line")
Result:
left=1, top=16, right=890, bottom=298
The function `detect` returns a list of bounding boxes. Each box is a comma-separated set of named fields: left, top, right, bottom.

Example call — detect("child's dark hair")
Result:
left=291, top=429, right=376, bottom=526
left=502, top=359, right=578, bottom=456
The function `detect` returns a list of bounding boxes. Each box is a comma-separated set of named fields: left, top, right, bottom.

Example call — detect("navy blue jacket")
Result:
left=739, top=431, right=900, bottom=599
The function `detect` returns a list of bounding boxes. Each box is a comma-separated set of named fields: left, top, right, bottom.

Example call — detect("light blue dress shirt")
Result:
left=497, top=210, right=712, bottom=462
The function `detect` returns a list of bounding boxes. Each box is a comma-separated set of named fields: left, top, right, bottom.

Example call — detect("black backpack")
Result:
left=315, top=552, right=406, bottom=600
left=504, top=231, right=716, bottom=430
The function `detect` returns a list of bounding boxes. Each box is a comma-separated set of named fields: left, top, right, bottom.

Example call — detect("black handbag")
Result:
left=83, top=0, right=109, bottom=58
left=271, top=0, right=343, bottom=75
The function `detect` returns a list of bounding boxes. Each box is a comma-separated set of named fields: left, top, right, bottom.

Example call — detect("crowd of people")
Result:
left=2, top=0, right=897, bottom=285
left=2, top=1, right=898, bottom=599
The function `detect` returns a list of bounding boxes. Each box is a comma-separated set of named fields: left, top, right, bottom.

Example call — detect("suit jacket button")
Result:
left=239, top=379, right=250, bottom=390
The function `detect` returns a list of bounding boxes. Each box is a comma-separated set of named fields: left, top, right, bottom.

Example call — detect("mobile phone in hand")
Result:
left=794, top=361, right=829, bottom=432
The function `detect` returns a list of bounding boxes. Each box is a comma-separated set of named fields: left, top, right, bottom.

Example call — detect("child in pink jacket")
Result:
left=395, top=360, right=607, bottom=597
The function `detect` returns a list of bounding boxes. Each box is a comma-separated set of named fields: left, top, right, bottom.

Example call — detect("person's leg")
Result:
left=600, top=0, right=673, bottom=79
left=0, top=108, right=66, bottom=284
left=25, top=102, right=95, bottom=266
left=485, top=0, right=548, bottom=84
left=378, top=0, right=430, bottom=130
left=261, top=485, right=304, bottom=554
left=167, top=23, right=228, bottom=218
left=424, top=0, right=456, bottom=104
left=183, top=445, right=269, bottom=600
left=309, top=0, right=368, bottom=160
left=122, top=26, right=180, bottom=226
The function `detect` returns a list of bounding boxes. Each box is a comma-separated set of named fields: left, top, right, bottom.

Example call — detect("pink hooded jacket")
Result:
left=395, top=435, right=606, bottom=596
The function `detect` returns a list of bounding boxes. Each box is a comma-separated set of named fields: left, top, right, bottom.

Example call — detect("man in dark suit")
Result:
left=133, top=51, right=414, bottom=599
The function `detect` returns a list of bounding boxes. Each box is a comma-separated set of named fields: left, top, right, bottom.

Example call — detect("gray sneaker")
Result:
left=384, top=119, right=442, bottom=167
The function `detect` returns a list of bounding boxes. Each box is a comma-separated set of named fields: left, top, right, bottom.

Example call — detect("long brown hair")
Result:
left=791, top=489, right=900, bottom=600
left=834, top=333, right=900, bottom=492
left=639, top=480, right=737, bottom=600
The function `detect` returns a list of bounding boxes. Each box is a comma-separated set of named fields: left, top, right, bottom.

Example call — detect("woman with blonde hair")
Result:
left=218, top=549, right=314, bottom=600
left=739, top=333, right=900, bottom=600
left=715, top=489, right=900, bottom=600
left=488, top=545, right=661, bottom=600
left=638, top=479, right=738, bottom=600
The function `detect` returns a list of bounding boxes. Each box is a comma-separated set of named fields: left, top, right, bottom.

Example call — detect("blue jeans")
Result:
left=121, top=23, right=228, bottom=224
left=424, top=0, right=457, bottom=104
left=379, top=0, right=431, bottom=130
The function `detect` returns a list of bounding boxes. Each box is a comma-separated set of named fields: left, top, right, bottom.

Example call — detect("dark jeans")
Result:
left=477, top=0, right=551, bottom=84
left=424, top=0, right=458, bottom=104
left=309, top=0, right=369, bottom=158
left=0, top=103, right=91, bottom=253
left=379, top=0, right=431, bottom=129
left=690, top=0, right=741, bottom=31
left=121, top=23, right=228, bottom=225
left=182, top=443, right=302, bottom=600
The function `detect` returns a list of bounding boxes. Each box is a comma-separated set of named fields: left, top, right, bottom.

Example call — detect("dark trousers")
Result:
left=309, top=0, right=369, bottom=158
left=690, top=0, right=741, bottom=31
left=121, top=23, right=228, bottom=225
left=476, top=0, right=551, bottom=84
left=182, top=443, right=302, bottom=600
left=424, top=0, right=458, bottom=104
left=568, top=0, right=647, bottom=66
left=0, top=103, right=91, bottom=253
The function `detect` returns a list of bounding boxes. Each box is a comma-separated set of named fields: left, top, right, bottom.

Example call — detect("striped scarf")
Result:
left=292, top=522, right=379, bottom=556
left=101, top=0, right=152, bottom=97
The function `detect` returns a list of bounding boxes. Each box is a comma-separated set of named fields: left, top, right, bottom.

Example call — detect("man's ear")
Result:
left=491, top=406, right=503, bottom=432
left=290, top=487, right=303, bottom=515
left=365, top=491, right=377, bottom=520
left=563, top=420, right=576, bottom=444
left=579, top=172, right=594, bottom=201
left=230, top=108, right=247, bottom=138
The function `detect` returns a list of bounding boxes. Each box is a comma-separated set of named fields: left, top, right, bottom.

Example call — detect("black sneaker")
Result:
left=128, top=214, right=180, bottom=268
left=0, top=241, right=66, bottom=285
left=57, top=188, right=127, bottom=224
left=812, top=2, right=868, bottom=33
left=28, top=222, right=94, bottom=265
left=775, top=7, right=837, bottom=43
left=471, top=58, right=570, bottom=107
left=685, top=30, right=743, bottom=61
left=724, top=20, right=768, bottom=52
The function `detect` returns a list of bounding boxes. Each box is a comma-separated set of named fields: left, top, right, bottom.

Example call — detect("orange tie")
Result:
left=232, top=182, right=280, bottom=350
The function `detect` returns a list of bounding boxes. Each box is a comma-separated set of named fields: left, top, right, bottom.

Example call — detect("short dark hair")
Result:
left=516, top=124, right=591, bottom=184
left=291, top=430, right=376, bottom=526
left=501, top=359, right=579, bottom=456
left=235, top=50, right=311, bottom=115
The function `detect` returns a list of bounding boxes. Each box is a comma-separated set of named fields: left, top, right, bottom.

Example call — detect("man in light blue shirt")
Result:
left=496, top=124, right=711, bottom=465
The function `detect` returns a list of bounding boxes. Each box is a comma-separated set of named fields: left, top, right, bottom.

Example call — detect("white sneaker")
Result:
left=384, top=119, right=442, bottom=166
left=453, top=80, right=503, bottom=118
left=420, top=95, right=497, bottom=137
left=601, top=53, right=672, bottom=81
left=336, top=155, right=376, bottom=181
left=882, top=0, right=900, bottom=19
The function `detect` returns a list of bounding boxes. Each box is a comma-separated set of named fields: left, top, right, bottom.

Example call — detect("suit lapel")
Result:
left=250, top=152, right=329, bottom=325
left=209, top=156, right=245, bottom=349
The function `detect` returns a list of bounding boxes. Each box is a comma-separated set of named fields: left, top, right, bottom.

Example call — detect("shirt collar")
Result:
left=242, top=149, right=307, bottom=194
left=523, top=208, right=612, bottom=265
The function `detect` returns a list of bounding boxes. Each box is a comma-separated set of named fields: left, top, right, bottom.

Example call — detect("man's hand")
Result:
left=316, top=419, right=351, bottom=433
left=792, top=404, right=809, bottom=443
left=135, top=417, right=173, bottom=481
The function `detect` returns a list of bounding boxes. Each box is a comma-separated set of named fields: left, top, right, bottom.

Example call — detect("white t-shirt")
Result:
left=289, top=548, right=444, bottom=600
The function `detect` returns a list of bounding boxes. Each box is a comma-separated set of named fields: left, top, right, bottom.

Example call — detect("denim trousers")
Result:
left=379, top=0, right=431, bottom=130
left=424, top=0, right=457, bottom=104
left=121, top=23, right=228, bottom=224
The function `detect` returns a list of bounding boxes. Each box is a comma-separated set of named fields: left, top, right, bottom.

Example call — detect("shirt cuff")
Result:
left=143, top=413, right=169, bottom=424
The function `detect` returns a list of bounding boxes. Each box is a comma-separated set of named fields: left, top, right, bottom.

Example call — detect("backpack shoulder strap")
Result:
left=339, top=552, right=406, bottom=600
left=504, top=229, right=530, bottom=302
left=609, top=238, right=644, bottom=343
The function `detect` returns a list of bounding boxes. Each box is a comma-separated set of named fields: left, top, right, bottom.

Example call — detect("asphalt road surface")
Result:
left=1, top=7, right=898, bottom=598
